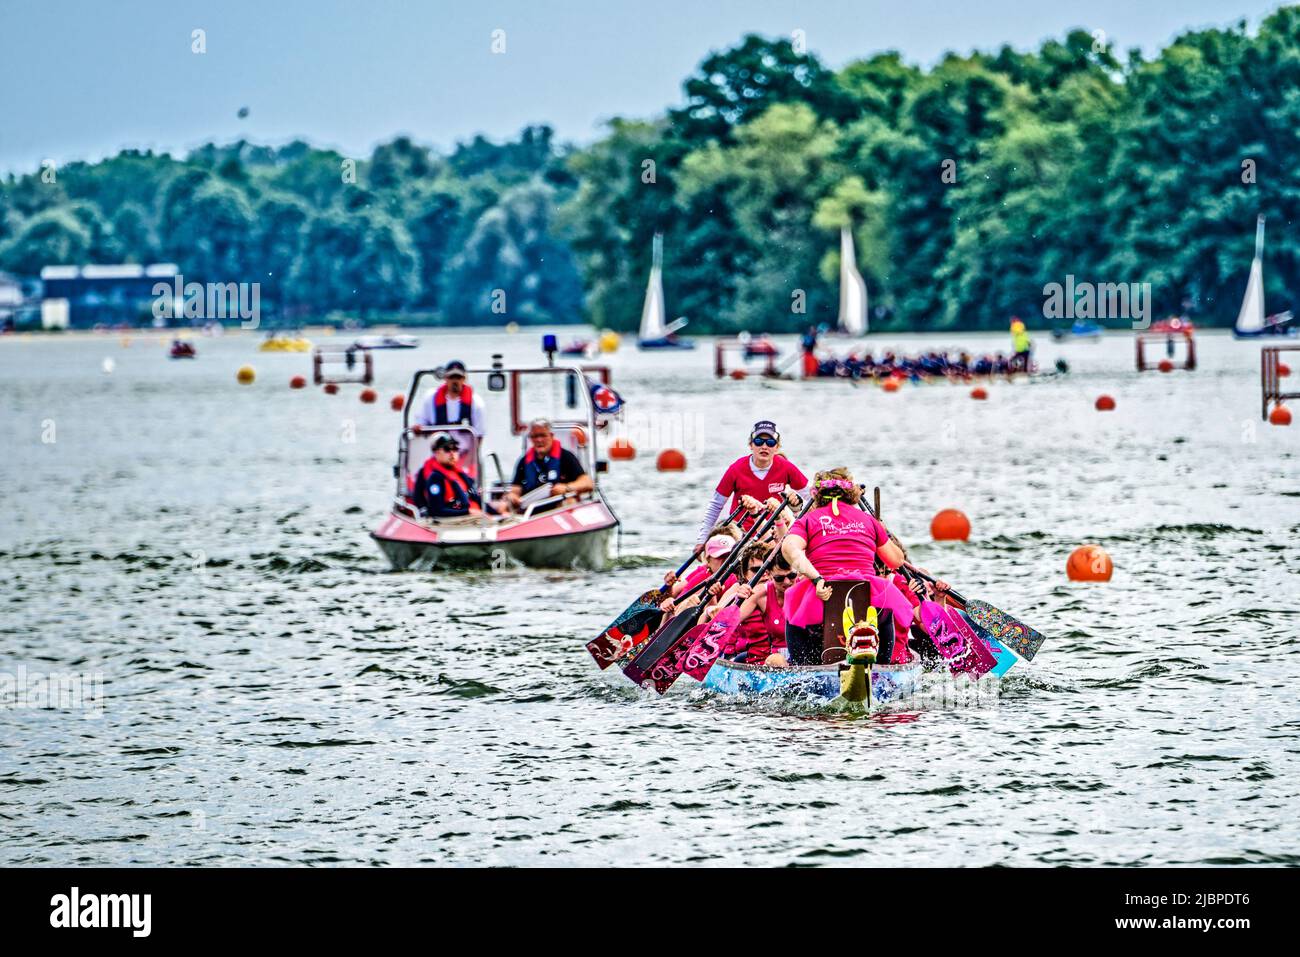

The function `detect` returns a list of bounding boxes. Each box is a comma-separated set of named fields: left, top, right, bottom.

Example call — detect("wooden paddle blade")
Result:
left=586, top=597, right=663, bottom=668
left=586, top=612, right=659, bottom=669
left=919, top=601, right=997, bottom=677
left=621, top=605, right=705, bottom=687
left=679, top=608, right=743, bottom=682
left=964, top=600, right=1047, bottom=661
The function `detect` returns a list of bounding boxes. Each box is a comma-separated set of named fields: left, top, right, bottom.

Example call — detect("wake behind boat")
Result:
left=371, top=349, right=622, bottom=570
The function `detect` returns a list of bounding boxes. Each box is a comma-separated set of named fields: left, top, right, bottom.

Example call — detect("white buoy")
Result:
left=102, top=357, right=115, bottom=374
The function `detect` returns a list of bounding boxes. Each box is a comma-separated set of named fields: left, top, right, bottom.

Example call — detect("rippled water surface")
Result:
left=1, top=328, right=1297, bottom=866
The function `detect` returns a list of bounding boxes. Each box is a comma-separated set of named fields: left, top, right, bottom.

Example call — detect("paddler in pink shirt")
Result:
left=694, top=420, right=808, bottom=551
left=778, top=467, right=917, bottom=666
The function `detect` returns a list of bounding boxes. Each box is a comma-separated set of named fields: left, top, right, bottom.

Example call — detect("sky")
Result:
left=0, top=0, right=1286, bottom=174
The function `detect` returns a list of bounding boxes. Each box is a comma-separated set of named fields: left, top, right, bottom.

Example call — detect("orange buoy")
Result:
left=1067, top=544, right=1113, bottom=582
left=290, top=375, right=307, bottom=389
left=1158, top=359, right=1174, bottom=373
left=572, top=426, right=587, bottom=447
left=236, top=365, right=256, bottom=385
left=1279, top=363, right=1292, bottom=377
left=882, top=378, right=900, bottom=393
left=930, top=509, right=970, bottom=542
left=609, top=437, right=636, bottom=460
left=729, top=369, right=748, bottom=380
left=390, top=394, right=405, bottom=411
left=656, top=448, right=686, bottom=471
left=1095, top=395, right=1116, bottom=411
left=970, top=387, right=988, bottom=401
left=323, top=383, right=339, bottom=395
left=360, top=388, right=377, bottom=404
left=1270, top=404, right=1292, bottom=426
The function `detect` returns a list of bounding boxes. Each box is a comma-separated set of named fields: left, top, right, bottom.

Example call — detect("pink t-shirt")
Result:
left=787, top=504, right=889, bottom=576
left=716, top=455, right=808, bottom=527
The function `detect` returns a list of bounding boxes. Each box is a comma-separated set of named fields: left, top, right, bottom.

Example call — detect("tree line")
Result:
left=2, top=8, right=1298, bottom=333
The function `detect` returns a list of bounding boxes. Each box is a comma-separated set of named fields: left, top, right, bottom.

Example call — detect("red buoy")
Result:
left=1279, top=363, right=1292, bottom=377
left=882, top=379, right=900, bottom=393
left=609, top=437, right=635, bottom=460
left=360, top=388, right=377, bottom=404
left=656, top=448, right=687, bottom=471
left=323, top=383, right=339, bottom=395
left=290, top=375, right=307, bottom=389
left=1095, top=395, right=1116, bottom=411
left=390, top=394, right=405, bottom=411
left=1270, top=404, right=1292, bottom=426
left=930, top=509, right=971, bottom=542
left=1158, top=359, right=1174, bottom=373
left=1067, top=544, right=1113, bottom=582
left=729, top=369, right=748, bottom=380
left=970, top=387, right=988, bottom=401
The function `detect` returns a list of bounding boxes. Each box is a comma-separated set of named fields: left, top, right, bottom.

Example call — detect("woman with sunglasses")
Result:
left=694, top=419, right=808, bottom=552
left=711, top=544, right=799, bottom=665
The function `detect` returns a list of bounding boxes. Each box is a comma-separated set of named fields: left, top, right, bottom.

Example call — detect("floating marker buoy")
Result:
left=572, top=426, right=587, bottom=447
left=730, top=369, right=747, bottom=380
left=656, top=448, right=686, bottom=471
left=1270, top=404, right=1292, bottom=426
left=505, top=322, right=520, bottom=334
left=390, top=394, right=405, bottom=411
left=102, top=357, right=115, bottom=374
left=1158, top=359, right=1174, bottom=373
left=1067, top=544, right=1113, bottom=582
left=1095, top=395, right=1116, bottom=411
left=236, top=365, right=255, bottom=384
left=930, top=509, right=970, bottom=542
left=1279, top=363, right=1292, bottom=377
left=882, top=379, right=900, bottom=393
left=970, top=387, right=988, bottom=400
left=599, top=330, right=620, bottom=353
left=360, top=388, right=377, bottom=404
left=323, top=383, right=339, bottom=395
left=290, top=375, right=306, bottom=389
left=609, top=437, right=635, bottom=460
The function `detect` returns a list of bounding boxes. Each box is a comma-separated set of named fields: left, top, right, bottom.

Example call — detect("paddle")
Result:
left=902, top=565, right=1047, bottom=662
left=673, top=495, right=818, bottom=686
left=585, top=503, right=746, bottom=668
left=622, top=500, right=789, bottom=689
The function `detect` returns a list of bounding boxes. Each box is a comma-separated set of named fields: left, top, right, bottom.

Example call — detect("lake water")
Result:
left=1, top=327, right=1296, bottom=866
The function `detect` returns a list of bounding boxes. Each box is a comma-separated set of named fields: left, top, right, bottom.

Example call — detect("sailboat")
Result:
left=1234, top=215, right=1296, bottom=338
left=637, top=233, right=694, bottom=350
left=836, top=226, right=868, bottom=336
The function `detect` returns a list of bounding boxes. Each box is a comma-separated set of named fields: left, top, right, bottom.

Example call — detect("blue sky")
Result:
left=0, top=0, right=1285, bottom=173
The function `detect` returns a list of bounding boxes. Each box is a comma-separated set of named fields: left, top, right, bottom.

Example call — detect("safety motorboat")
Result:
left=371, top=353, right=623, bottom=570
left=353, top=334, right=419, bottom=350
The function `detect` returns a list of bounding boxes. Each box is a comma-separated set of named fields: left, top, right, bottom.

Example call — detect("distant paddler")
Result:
left=414, top=360, right=486, bottom=432
left=694, top=419, right=808, bottom=553
left=1009, top=318, right=1032, bottom=374
left=777, top=468, right=918, bottom=666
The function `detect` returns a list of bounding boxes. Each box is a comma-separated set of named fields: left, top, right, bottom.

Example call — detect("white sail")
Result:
left=639, top=232, right=667, bottom=341
left=837, top=227, right=868, bottom=336
left=1234, top=215, right=1266, bottom=335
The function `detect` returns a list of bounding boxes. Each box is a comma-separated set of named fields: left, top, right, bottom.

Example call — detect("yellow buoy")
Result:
left=599, top=330, right=621, bottom=353
left=236, top=365, right=256, bottom=385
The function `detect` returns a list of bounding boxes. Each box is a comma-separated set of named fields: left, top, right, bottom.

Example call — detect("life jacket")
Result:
left=520, top=439, right=563, bottom=491
left=432, top=383, right=474, bottom=425
left=420, top=458, right=479, bottom=514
